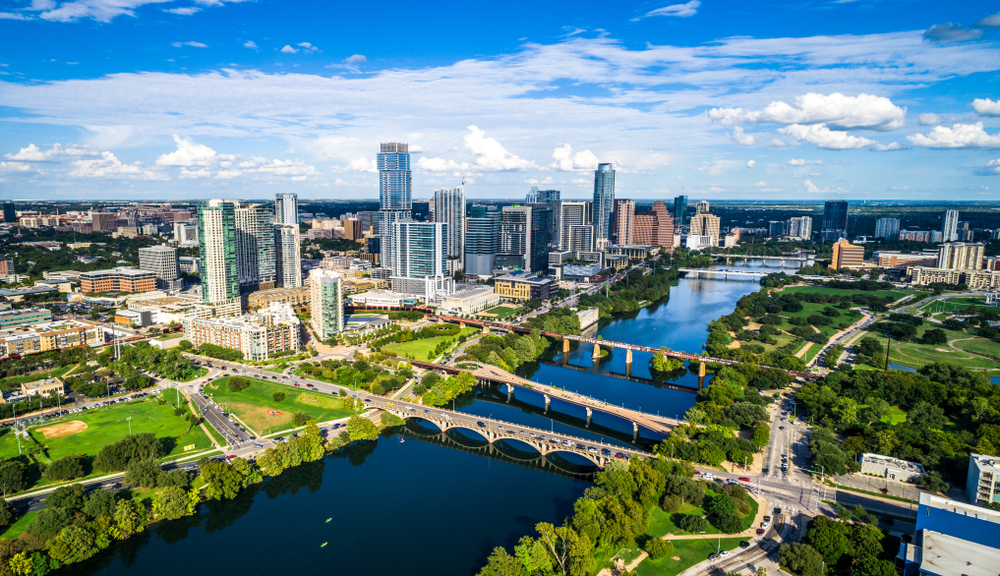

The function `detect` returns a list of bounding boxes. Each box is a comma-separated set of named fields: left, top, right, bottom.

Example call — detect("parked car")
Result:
left=739, top=477, right=750, bottom=482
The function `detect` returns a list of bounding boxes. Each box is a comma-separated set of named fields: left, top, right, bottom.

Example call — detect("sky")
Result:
left=0, top=0, right=999, bottom=202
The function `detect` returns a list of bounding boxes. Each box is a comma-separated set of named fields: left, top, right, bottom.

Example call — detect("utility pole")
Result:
left=884, top=334, right=891, bottom=372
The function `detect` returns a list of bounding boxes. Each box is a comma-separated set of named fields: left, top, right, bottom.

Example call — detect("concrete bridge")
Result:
left=709, top=252, right=815, bottom=267
left=677, top=267, right=769, bottom=280
left=365, top=395, right=652, bottom=468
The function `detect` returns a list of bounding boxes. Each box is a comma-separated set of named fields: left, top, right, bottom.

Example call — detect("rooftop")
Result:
left=862, top=453, right=926, bottom=474
left=919, top=530, right=1000, bottom=576
left=23, top=378, right=63, bottom=391
left=80, top=267, right=154, bottom=278
left=496, top=271, right=554, bottom=284
left=970, top=453, right=1000, bottom=473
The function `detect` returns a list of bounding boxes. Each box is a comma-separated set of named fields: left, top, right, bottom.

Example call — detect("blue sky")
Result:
left=1, top=0, right=999, bottom=201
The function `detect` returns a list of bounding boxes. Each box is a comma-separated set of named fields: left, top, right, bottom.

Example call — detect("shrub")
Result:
left=273, top=391, right=286, bottom=402
left=227, top=376, right=250, bottom=393
left=715, top=513, right=743, bottom=534
left=644, top=538, right=673, bottom=560
left=661, top=495, right=682, bottom=513
left=293, top=411, right=310, bottom=426
left=42, top=455, right=86, bottom=482
left=677, top=514, right=708, bottom=533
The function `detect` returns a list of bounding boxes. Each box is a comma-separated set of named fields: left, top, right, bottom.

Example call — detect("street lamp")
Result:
left=126, top=417, right=132, bottom=435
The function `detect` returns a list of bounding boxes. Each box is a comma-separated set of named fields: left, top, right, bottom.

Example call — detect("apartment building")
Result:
left=0, top=319, right=104, bottom=357
left=182, top=303, right=300, bottom=361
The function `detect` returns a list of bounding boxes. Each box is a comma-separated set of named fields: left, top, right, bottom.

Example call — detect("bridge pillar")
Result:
left=698, top=361, right=706, bottom=378
left=625, top=349, right=633, bottom=365
left=460, top=322, right=465, bottom=329
left=544, top=394, right=550, bottom=413
left=592, top=343, right=601, bottom=360
left=562, top=338, right=570, bottom=354
left=633, top=421, right=638, bottom=441
left=586, top=406, right=592, bottom=426
left=506, top=384, right=512, bottom=402
left=482, top=325, right=489, bottom=334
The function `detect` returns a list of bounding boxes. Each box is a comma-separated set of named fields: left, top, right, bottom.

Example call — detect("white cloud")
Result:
left=243, top=41, right=258, bottom=51
left=746, top=160, right=756, bottom=168
left=923, top=23, right=982, bottom=43
left=973, top=98, right=1000, bottom=116
left=635, top=0, right=699, bottom=19
left=280, top=45, right=298, bottom=54
left=729, top=126, right=756, bottom=146
left=696, top=160, right=741, bottom=175
left=296, top=42, right=319, bottom=53
left=417, top=157, right=468, bottom=172
left=0, top=12, right=32, bottom=19
left=69, top=151, right=164, bottom=179
left=344, top=54, right=366, bottom=64
left=709, top=93, right=906, bottom=131
left=463, top=126, right=539, bottom=171
left=180, top=167, right=212, bottom=179
left=172, top=41, right=207, bottom=48
left=0, top=161, right=33, bottom=172
left=215, top=169, right=241, bottom=179
left=156, top=135, right=217, bottom=167
left=787, top=159, right=823, bottom=166
left=31, top=0, right=247, bottom=23
left=918, top=113, right=941, bottom=125
left=984, top=159, right=1000, bottom=175
left=238, top=156, right=318, bottom=179
left=779, top=124, right=875, bottom=149
left=753, top=181, right=767, bottom=186
left=550, top=144, right=599, bottom=171
left=6, top=143, right=95, bottom=161
left=975, top=11, right=1000, bottom=27
left=345, top=157, right=377, bottom=172
left=871, top=142, right=904, bottom=151
left=907, top=122, right=1000, bottom=149
left=164, top=6, right=199, bottom=15
left=802, top=179, right=846, bottom=194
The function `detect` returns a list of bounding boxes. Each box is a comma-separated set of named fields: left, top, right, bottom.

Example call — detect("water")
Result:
left=74, top=259, right=766, bottom=576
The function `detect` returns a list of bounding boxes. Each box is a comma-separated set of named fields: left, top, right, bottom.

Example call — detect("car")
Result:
left=719, top=550, right=730, bottom=557
left=562, top=440, right=573, bottom=447
left=615, top=452, right=627, bottom=459
left=764, top=515, right=771, bottom=522
left=601, top=448, right=611, bottom=456
left=778, top=426, right=785, bottom=430
left=294, top=383, right=300, bottom=387
left=423, top=409, right=430, bottom=413
left=708, top=553, right=720, bottom=561
left=760, top=522, right=770, bottom=529
left=476, top=421, right=486, bottom=427
left=773, top=507, right=782, bottom=515
left=703, top=473, right=716, bottom=480
left=587, top=447, right=598, bottom=454
left=739, top=477, right=750, bottom=482
left=756, top=529, right=765, bottom=536
left=226, top=455, right=237, bottom=460
left=694, top=470, right=702, bottom=475
left=739, top=541, right=750, bottom=549
left=408, top=407, right=416, bottom=412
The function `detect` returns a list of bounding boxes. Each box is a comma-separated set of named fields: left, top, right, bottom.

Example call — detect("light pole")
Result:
left=127, top=416, right=132, bottom=435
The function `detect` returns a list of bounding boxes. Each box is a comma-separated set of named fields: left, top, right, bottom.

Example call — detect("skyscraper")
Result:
left=942, top=209, right=959, bottom=242
left=433, top=186, right=466, bottom=272
left=235, top=203, right=276, bottom=292
left=634, top=201, right=674, bottom=249
left=309, top=269, right=343, bottom=340
left=377, top=142, right=412, bottom=269
left=274, top=193, right=298, bottom=225
left=875, top=217, right=900, bottom=240
left=465, top=205, right=500, bottom=277
left=613, top=199, right=635, bottom=245
left=823, top=200, right=849, bottom=233
left=673, top=195, right=688, bottom=226
left=592, top=163, right=615, bottom=244
left=937, top=242, right=984, bottom=270
left=532, top=188, right=561, bottom=247
left=498, top=206, right=531, bottom=272
left=695, top=200, right=710, bottom=215
left=2, top=202, right=15, bottom=224
left=198, top=200, right=239, bottom=306
left=138, top=245, right=182, bottom=291
left=274, top=224, right=302, bottom=288
left=390, top=222, right=448, bottom=279
left=560, top=201, right=592, bottom=251
left=173, top=221, right=198, bottom=246
left=690, top=212, right=721, bottom=246
left=787, top=216, right=812, bottom=240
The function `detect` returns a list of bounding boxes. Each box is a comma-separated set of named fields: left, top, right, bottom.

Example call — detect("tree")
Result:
left=293, top=411, right=310, bottom=426
left=227, top=376, right=250, bottom=392
left=347, top=415, right=379, bottom=441
left=677, top=514, right=708, bottom=533
left=715, top=513, right=743, bottom=534
left=644, top=538, right=673, bottom=560
left=477, top=547, right=525, bottom=576
left=752, top=424, right=770, bottom=449
left=48, top=524, right=100, bottom=564
left=850, top=523, right=884, bottom=560
left=113, top=499, right=146, bottom=538
left=780, top=543, right=824, bottom=576
left=43, top=455, right=86, bottom=482
left=201, top=461, right=243, bottom=500
left=46, top=484, right=87, bottom=512
left=27, top=508, right=72, bottom=540
left=0, top=461, right=27, bottom=494
left=158, top=468, right=192, bottom=489
left=707, top=493, right=737, bottom=517
left=153, top=486, right=191, bottom=520
left=0, top=499, right=14, bottom=528
left=179, top=340, right=193, bottom=350
left=272, top=391, right=286, bottom=402
left=806, top=516, right=853, bottom=566
left=93, top=433, right=164, bottom=472
left=535, top=522, right=594, bottom=576
left=853, top=557, right=896, bottom=576
left=83, top=490, right=118, bottom=519
left=124, top=460, right=162, bottom=488
left=922, top=328, right=947, bottom=345
left=514, top=536, right=553, bottom=576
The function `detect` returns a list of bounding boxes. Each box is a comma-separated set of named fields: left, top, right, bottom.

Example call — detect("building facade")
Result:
left=465, top=205, right=500, bottom=277
left=942, top=209, right=959, bottom=242
left=439, top=286, right=500, bottom=314
left=433, top=186, right=466, bottom=272
left=182, top=303, right=300, bottom=361
left=275, top=224, right=302, bottom=288
left=634, top=201, right=675, bottom=249
left=875, top=217, right=900, bottom=240
left=247, top=286, right=311, bottom=309
left=591, top=163, right=615, bottom=244
left=560, top=201, right=592, bottom=251
left=908, top=266, right=962, bottom=285
left=79, top=267, right=157, bottom=293
left=672, top=195, right=688, bottom=226
left=235, top=203, right=277, bottom=292
left=822, top=200, right=849, bottom=233
left=0, top=319, right=104, bottom=358
left=860, top=453, right=925, bottom=482
left=937, top=242, right=984, bottom=270
left=494, top=272, right=555, bottom=301
left=689, top=213, right=721, bottom=246
left=613, top=199, right=635, bottom=245
left=0, top=307, right=52, bottom=329
left=138, top=245, right=181, bottom=291
left=830, top=238, right=865, bottom=269
left=787, top=216, right=812, bottom=240
left=198, top=200, right=240, bottom=307
left=274, top=193, right=298, bottom=226
left=309, top=268, right=344, bottom=340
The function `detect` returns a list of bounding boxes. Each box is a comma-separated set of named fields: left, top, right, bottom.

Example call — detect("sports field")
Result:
left=480, top=305, right=520, bottom=319
left=205, top=376, right=355, bottom=435
left=381, top=327, right=479, bottom=360
left=0, top=397, right=212, bottom=462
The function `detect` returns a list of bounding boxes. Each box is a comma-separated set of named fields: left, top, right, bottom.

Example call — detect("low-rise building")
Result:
left=21, top=378, right=65, bottom=397
left=0, top=319, right=104, bottom=357
left=0, top=286, right=59, bottom=302
left=494, top=271, right=555, bottom=301
left=897, top=493, right=1000, bottom=576
left=967, top=453, right=1000, bottom=506
left=347, top=290, right=421, bottom=309
left=908, top=266, right=962, bottom=286
left=555, top=264, right=603, bottom=282
left=115, top=309, right=154, bottom=328
left=182, top=303, right=300, bottom=361
left=860, top=453, right=925, bottom=482
left=80, top=267, right=157, bottom=294
left=876, top=251, right=938, bottom=268
left=247, top=286, right=311, bottom=309
left=440, top=286, right=500, bottom=314
left=0, top=307, right=53, bottom=329
left=965, top=269, right=1000, bottom=290
left=343, top=278, right=389, bottom=294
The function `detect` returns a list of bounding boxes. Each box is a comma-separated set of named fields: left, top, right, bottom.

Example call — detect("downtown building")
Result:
left=633, top=200, right=674, bottom=249
left=309, top=268, right=344, bottom=340
left=197, top=199, right=241, bottom=316
left=591, top=163, right=615, bottom=247
left=377, top=142, right=412, bottom=269
left=497, top=205, right=550, bottom=275
left=821, top=200, right=849, bottom=241
left=937, top=242, right=983, bottom=270
left=612, top=199, right=635, bottom=245
left=274, top=193, right=298, bottom=226
left=137, top=245, right=182, bottom=291
left=433, top=185, right=466, bottom=274
left=389, top=221, right=453, bottom=299
left=559, top=201, right=594, bottom=252
left=275, top=224, right=302, bottom=288
left=464, top=204, right=500, bottom=277
left=689, top=205, right=721, bottom=247
left=234, top=202, right=277, bottom=293
left=182, top=303, right=300, bottom=361
left=786, top=216, right=812, bottom=240
left=942, top=209, right=959, bottom=242
left=874, top=217, right=900, bottom=240
left=527, top=187, right=561, bottom=247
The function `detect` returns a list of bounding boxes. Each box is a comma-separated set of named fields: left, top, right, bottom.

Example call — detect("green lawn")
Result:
left=1, top=398, right=214, bottom=462
left=882, top=406, right=907, bottom=425
left=0, top=510, right=37, bottom=540
left=777, top=301, right=862, bottom=338
left=0, top=363, right=79, bottom=390
left=381, top=327, right=479, bottom=361
left=175, top=367, right=208, bottom=382
left=481, top=305, right=520, bottom=319
left=917, top=297, right=988, bottom=316
left=633, top=538, right=749, bottom=576
left=783, top=286, right=917, bottom=301
left=204, top=376, right=356, bottom=435
left=953, top=338, right=1000, bottom=361
left=863, top=324, right=1000, bottom=372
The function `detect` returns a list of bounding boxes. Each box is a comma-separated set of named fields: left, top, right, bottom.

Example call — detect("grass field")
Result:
left=0, top=363, right=79, bottom=390
left=861, top=324, right=1000, bottom=372
left=204, top=376, right=355, bottom=435
left=0, top=510, right=37, bottom=540
left=481, top=305, right=520, bottom=319
left=953, top=338, right=1000, bottom=361
left=0, top=398, right=214, bottom=462
left=776, top=301, right=863, bottom=338
left=882, top=406, right=907, bottom=425
left=783, top=286, right=917, bottom=301
left=916, top=297, right=988, bottom=316
left=176, top=367, right=208, bottom=382
left=381, top=327, right=479, bottom=361
left=633, top=538, right=749, bottom=576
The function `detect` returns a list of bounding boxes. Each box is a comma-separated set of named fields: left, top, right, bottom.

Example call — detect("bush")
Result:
left=661, top=495, right=682, bottom=513
left=42, top=455, right=86, bottom=482
left=227, top=376, right=250, bottom=393
left=273, top=391, right=286, bottom=402
left=715, top=513, right=743, bottom=534
left=644, top=538, right=673, bottom=560
left=677, top=514, right=708, bottom=533
left=93, top=433, right=164, bottom=472
left=293, top=411, right=310, bottom=426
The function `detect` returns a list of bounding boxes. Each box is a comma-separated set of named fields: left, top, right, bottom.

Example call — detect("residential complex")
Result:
left=0, top=319, right=104, bottom=357
left=875, top=217, right=900, bottom=240
left=182, top=303, right=300, bottom=361
left=689, top=211, right=721, bottom=247
left=433, top=186, right=466, bottom=272
left=309, top=268, right=344, bottom=340
left=275, top=223, right=303, bottom=288
left=937, top=242, right=984, bottom=270
left=274, top=193, right=299, bottom=226
left=634, top=201, right=674, bottom=249
left=0, top=307, right=53, bottom=329
left=247, top=286, right=311, bottom=309
left=198, top=199, right=240, bottom=307
left=967, top=453, right=1000, bottom=506
left=612, top=199, right=635, bottom=245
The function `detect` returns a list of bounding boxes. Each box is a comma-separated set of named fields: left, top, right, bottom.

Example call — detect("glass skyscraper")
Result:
left=378, top=142, right=412, bottom=271
left=274, top=193, right=298, bottom=225
left=433, top=185, right=466, bottom=271
left=391, top=221, right=447, bottom=279
left=274, top=224, right=302, bottom=288
left=592, top=163, right=615, bottom=243
left=465, top=205, right=500, bottom=277
left=197, top=199, right=239, bottom=305
left=673, top=195, right=688, bottom=226
left=823, top=200, right=849, bottom=232
left=234, top=202, right=277, bottom=292
left=309, top=269, right=343, bottom=340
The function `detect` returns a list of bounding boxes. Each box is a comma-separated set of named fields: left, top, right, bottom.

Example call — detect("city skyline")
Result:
left=0, top=1, right=998, bottom=201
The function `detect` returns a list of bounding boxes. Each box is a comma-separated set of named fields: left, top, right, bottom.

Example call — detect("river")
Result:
left=79, top=260, right=781, bottom=576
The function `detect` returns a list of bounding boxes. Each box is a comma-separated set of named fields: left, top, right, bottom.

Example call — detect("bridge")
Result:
left=363, top=394, right=652, bottom=468
left=434, top=316, right=818, bottom=381
left=536, top=358, right=702, bottom=393
left=709, top=252, right=815, bottom=266
left=677, top=267, right=768, bottom=280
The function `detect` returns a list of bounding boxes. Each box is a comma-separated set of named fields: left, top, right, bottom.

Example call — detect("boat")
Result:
left=320, top=542, right=327, bottom=548
left=400, top=438, right=405, bottom=443
left=325, top=518, right=331, bottom=523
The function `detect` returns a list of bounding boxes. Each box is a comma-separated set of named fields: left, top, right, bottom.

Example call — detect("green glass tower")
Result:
left=197, top=200, right=239, bottom=305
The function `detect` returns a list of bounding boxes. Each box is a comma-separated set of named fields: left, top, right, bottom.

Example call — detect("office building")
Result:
left=79, top=267, right=157, bottom=293
left=0, top=319, right=104, bottom=358
left=465, top=205, right=500, bottom=277
left=695, top=200, right=710, bottom=215
left=787, top=216, right=813, bottom=241
left=527, top=188, right=561, bottom=246
left=942, top=209, right=959, bottom=242
left=235, top=202, right=277, bottom=292
left=390, top=221, right=447, bottom=280
left=433, top=186, right=466, bottom=272
left=0, top=307, right=53, bottom=329
left=560, top=201, right=592, bottom=251
left=875, top=217, right=900, bottom=240
left=274, top=193, right=298, bottom=226
left=182, top=303, right=300, bottom=361
left=137, top=245, right=182, bottom=291
left=673, top=195, right=688, bottom=226
left=274, top=224, right=302, bottom=288
left=937, top=242, right=983, bottom=270
left=896, top=493, right=1000, bottom=576
left=343, top=219, right=363, bottom=241
left=967, top=453, right=1000, bottom=506
left=497, top=206, right=532, bottom=272
left=768, top=221, right=785, bottom=238
left=198, top=199, right=240, bottom=307
left=90, top=211, right=116, bottom=232
left=173, top=221, right=198, bottom=246
left=439, top=286, right=500, bottom=315
left=494, top=271, right=555, bottom=301
left=613, top=199, right=635, bottom=245
left=634, top=201, right=675, bottom=249
left=0, top=257, right=12, bottom=277
left=822, top=200, right=849, bottom=233
left=689, top=212, right=721, bottom=247
left=2, top=202, right=15, bottom=223
left=830, top=238, right=865, bottom=269
left=377, top=142, right=413, bottom=269
left=592, top=163, right=615, bottom=244
left=860, top=453, right=925, bottom=482
left=309, top=269, right=344, bottom=340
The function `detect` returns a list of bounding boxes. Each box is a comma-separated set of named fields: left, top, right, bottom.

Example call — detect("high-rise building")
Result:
left=274, top=224, right=302, bottom=288
left=592, top=163, right=615, bottom=243
left=673, top=195, right=688, bottom=226
left=90, top=211, right=116, bottom=232
left=390, top=221, right=447, bottom=279
left=937, top=242, right=984, bottom=270
left=830, top=238, right=865, bottom=269
left=613, top=199, right=635, bottom=245
left=498, top=206, right=531, bottom=272
left=823, top=200, right=849, bottom=233
left=560, top=201, right=592, bottom=251
left=633, top=201, right=674, bottom=249
left=343, top=219, right=363, bottom=241
left=695, top=200, right=710, bottom=215
left=942, top=209, right=959, bottom=242
left=2, top=202, right=16, bottom=223
left=377, top=142, right=412, bottom=269
left=309, top=269, right=343, bottom=340
left=567, top=225, right=595, bottom=253
left=274, top=193, right=298, bottom=226
left=173, top=221, right=198, bottom=246
left=433, top=186, right=466, bottom=271
left=689, top=212, right=721, bottom=246
left=768, top=221, right=786, bottom=237
left=138, top=245, right=181, bottom=291
left=465, top=205, right=500, bottom=277
left=198, top=200, right=239, bottom=306
left=875, top=217, right=900, bottom=240
left=533, top=188, right=561, bottom=247
left=234, top=203, right=276, bottom=292
left=787, top=216, right=812, bottom=240
left=528, top=204, right=553, bottom=274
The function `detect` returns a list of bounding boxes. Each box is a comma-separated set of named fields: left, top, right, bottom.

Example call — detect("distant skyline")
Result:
left=1, top=0, right=999, bottom=201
